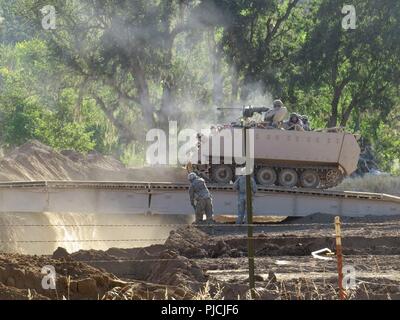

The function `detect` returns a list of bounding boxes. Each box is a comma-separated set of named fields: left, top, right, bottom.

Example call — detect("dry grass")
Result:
left=334, top=175, right=400, bottom=195
left=27, top=277, right=398, bottom=300
left=192, top=281, right=225, bottom=300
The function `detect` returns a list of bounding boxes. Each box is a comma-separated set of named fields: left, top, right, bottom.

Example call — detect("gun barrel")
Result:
left=217, top=106, right=270, bottom=118
left=243, top=106, right=270, bottom=118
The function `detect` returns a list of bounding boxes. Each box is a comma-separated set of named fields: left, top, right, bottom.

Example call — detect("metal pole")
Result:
left=244, top=126, right=255, bottom=298
left=335, top=216, right=345, bottom=300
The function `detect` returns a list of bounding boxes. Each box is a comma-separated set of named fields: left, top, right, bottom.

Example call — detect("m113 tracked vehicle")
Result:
left=190, top=106, right=361, bottom=189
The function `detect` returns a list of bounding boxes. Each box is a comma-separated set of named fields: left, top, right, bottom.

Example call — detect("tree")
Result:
left=2, top=0, right=398, bottom=170
left=16, top=0, right=218, bottom=138
left=0, top=0, right=38, bottom=44
left=207, top=0, right=302, bottom=102
left=294, top=0, right=400, bottom=128
left=0, top=39, right=111, bottom=152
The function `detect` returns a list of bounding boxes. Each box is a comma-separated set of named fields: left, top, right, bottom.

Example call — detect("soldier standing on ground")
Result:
left=188, top=172, right=214, bottom=224
left=233, top=170, right=257, bottom=224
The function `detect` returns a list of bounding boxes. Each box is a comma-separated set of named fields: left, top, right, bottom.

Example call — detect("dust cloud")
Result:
left=0, top=212, right=191, bottom=255
left=0, top=141, right=193, bottom=255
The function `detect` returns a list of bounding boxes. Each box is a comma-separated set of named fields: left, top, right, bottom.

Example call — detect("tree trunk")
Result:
left=354, top=108, right=361, bottom=132
left=328, top=88, right=340, bottom=128
left=131, top=63, right=155, bottom=130
left=160, top=78, right=173, bottom=133
left=328, top=80, right=348, bottom=128
left=159, top=36, right=176, bottom=133
left=93, top=95, right=135, bottom=144
left=240, top=73, right=253, bottom=102
left=340, top=100, right=356, bottom=127
left=208, top=29, right=224, bottom=108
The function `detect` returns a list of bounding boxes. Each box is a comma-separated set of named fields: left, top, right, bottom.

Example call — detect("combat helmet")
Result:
left=273, top=99, right=284, bottom=108
left=188, top=172, right=197, bottom=182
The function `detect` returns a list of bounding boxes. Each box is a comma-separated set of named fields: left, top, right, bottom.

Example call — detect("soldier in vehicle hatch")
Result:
left=188, top=172, right=214, bottom=224
left=285, top=113, right=305, bottom=131
left=264, top=99, right=288, bottom=128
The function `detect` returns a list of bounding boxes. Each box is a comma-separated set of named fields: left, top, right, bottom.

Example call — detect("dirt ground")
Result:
left=69, top=216, right=400, bottom=300
left=1, top=214, right=399, bottom=300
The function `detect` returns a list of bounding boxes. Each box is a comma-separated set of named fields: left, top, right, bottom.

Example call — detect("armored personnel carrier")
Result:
left=190, top=106, right=361, bottom=189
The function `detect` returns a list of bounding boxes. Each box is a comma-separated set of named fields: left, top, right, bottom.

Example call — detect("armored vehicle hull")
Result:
left=191, top=128, right=360, bottom=189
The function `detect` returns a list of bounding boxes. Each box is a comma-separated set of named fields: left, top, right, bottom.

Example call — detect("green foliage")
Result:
left=374, top=111, right=400, bottom=175
left=2, top=98, right=42, bottom=146
left=293, top=0, right=400, bottom=128
left=0, top=39, right=115, bottom=153
left=1, top=96, right=95, bottom=152
left=0, top=0, right=38, bottom=44
left=0, top=0, right=398, bottom=172
left=119, top=143, right=146, bottom=167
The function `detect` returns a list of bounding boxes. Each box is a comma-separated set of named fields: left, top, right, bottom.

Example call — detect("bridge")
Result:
left=0, top=181, right=399, bottom=217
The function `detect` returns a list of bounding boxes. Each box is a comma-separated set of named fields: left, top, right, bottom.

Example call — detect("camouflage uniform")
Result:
left=301, top=116, right=311, bottom=131
left=286, top=113, right=305, bottom=131
left=264, top=99, right=288, bottom=128
left=233, top=175, right=257, bottom=224
left=189, top=176, right=214, bottom=223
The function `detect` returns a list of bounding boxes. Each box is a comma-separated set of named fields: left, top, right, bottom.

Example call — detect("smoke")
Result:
left=4, top=1, right=281, bottom=163
left=241, top=82, right=274, bottom=108
left=168, top=7, right=276, bottom=131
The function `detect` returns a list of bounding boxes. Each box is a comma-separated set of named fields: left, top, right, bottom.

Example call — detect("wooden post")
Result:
left=335, top=216, right=345, bottom=300
left=244, top=126, right=255, bottom=298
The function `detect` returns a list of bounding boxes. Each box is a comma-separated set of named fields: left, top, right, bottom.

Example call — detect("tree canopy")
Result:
left=0, top=0, right=399, bottom=172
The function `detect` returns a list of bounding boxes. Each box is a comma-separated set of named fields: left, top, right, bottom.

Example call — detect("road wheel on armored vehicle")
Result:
left=212, top=165, right=233, bottom=184
left=299, top=170, right=320, bottom=188
left=256, top=167, right=277, bottom=186
left=324, top=168, right=343, bottom=188
left=278, top=168, right=298, bottom=187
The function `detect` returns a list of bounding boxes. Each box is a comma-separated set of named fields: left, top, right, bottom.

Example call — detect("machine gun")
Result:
left=217, top=106, right=271, bottom=119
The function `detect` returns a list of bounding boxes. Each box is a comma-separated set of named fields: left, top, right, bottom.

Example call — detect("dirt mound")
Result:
left=165, top=226, right=211, bottom=258
left=61, top=150, right=125, bottom=171
left=0, top=252, right=123, bottom=299
left=0, top=140, right=85, bottom=181
left=72, top=223, right=400, bottom=263
left=0, top=140, right=127, bottom=181
left=0, top=140, right=187, bottom=182
left=71, top=242, right=208, bottom=292
left=164, top=226, right=245, bottom=258
left=0, top=250, right=203, bottom=300
left=145, top=250, right=206, bottom=290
